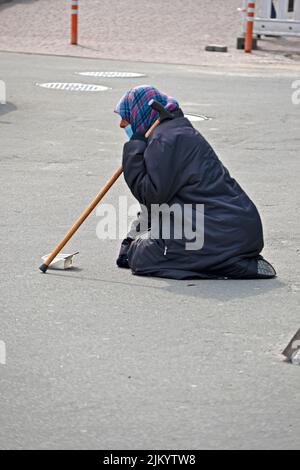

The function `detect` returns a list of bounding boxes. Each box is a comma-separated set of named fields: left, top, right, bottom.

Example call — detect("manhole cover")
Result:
left=76, top=72, right=146, bottom=78
left=185, top=114, right=211, bottom=122
left=36, top=83, right=110, bottom=92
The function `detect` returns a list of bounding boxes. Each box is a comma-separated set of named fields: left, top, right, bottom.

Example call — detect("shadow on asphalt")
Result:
left=45, top=270, right=285, bottom=301
left=0, top=0, right=38, bottom=10
left=257, top=36, right=300, bottom=59
left=76, top=45, right=103, bottom=53
left=0, top=102, right=17, bottom=117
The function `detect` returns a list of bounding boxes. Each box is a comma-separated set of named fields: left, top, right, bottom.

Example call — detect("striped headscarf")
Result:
left=114, top=85, right=179, bottom=135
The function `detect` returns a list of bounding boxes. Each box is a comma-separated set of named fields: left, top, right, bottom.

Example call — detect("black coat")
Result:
left=122, top=112, right=264, bottom=279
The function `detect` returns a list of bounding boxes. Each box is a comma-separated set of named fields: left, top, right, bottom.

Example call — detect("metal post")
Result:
left=245, top=1, right=256, bottom=52
left=71, top=0, right=78, bottom=45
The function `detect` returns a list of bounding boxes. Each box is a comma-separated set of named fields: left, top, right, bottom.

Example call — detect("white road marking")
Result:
left=185, top=114, right=211, bottom=122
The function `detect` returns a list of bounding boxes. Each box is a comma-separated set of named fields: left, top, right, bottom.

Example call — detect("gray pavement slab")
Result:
left=0, top=51, right=299, bottom=449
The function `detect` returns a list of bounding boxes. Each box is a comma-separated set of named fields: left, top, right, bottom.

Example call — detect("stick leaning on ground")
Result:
left=39, top=166, right=123, bottom=273
left=39, top=100, right=172, bottom=273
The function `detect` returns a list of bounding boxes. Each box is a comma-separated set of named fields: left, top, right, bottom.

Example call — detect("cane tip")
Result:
left=39, top=263, right=48, bottom=273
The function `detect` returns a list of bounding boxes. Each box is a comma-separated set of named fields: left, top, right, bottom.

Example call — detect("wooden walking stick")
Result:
left=39, top=166, right=123, bottom=272
left=39, top=100, right=173, bottom=273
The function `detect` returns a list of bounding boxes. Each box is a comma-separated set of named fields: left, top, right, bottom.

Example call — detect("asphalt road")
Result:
left=0, top=52, right=299, bottom=450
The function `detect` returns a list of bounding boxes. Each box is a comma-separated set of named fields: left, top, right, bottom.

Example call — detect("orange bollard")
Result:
left=71, top=0, right=78, bottom=45
left=245, top=1, right=256, bottom=53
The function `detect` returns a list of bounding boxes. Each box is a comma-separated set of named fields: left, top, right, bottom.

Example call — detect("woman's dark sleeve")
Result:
left=122, top=137, right=182, bottom=206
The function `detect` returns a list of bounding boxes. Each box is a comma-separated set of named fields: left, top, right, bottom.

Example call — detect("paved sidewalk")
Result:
left=0, top=0, right=300, bottom=67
